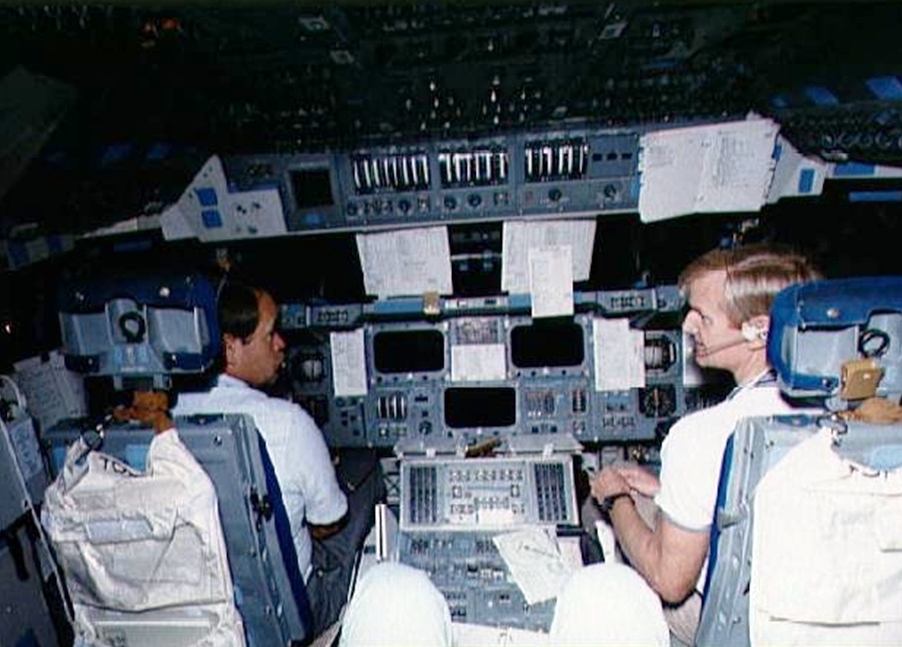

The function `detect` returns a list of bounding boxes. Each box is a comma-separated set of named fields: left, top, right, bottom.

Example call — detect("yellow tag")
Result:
left=840, top=358, right=884, bottom=400
left=423, top=291, right=441, bottom=317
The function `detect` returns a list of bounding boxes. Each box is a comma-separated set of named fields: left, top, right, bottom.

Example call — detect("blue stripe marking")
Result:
left=9, top=242, right=28, bottom=268
left=770, top=94, right=790, bottom=109
left=371, top=299, right=423, bottom=314
left=848, top=190, right=902, bottom=202
left=125, top=444, right=149, bottom=471
left=833, top=162, right=875, bottom=177
left=146, top=142, right=173, bottom=160
left=202, top=209, right=223, bottom=228
left=804, top=86, right=839, bottom=106
left=798, top=168, right=815, bottom=194
left=866, top=76, right=902, bottom=100
left=48, top=235, right=63, bottom=254
left=195, top=186, right=218, bottom=206
left=509, top=293, right=531, bottom=309
left=100, top=142, right=134, bottom=167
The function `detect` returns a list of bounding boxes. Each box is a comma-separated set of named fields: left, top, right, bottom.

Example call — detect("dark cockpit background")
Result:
left=2, top=2, right=902, bottom=368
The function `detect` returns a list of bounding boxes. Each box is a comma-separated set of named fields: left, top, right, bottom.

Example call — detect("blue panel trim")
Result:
left=302, top=212, right=324, bottom=226
left=57, top=273, right=221, bottom=377
left=125, top=443, right=149, bottom=471
left=202, top=209, right=223, bottom=228
left=868, top=445, right=902, bottom=471
left=849, top=190, right=902, bottom=203
left=371, top=298, right=422, bottom=315
left=769, top=276, right=902, bottom=394
left=146, top=142, right=173, bottom=160
left=195, top=187, right=219, bottom=207
left=8, top=242, right=28, bottom=268
left=803, top=86, right=839, bottom=106
left=509, top=294, right=531, bottom=309
left=113, top=239, right=153, bottom=253
left=704, top=433, right=735, bottom=601
left=832, top=162, right=875, bottom=177
left=866, top=76, right=902, bottom=100
left=772, top=140, right=782, bottom=161
left=629, top=174, right=640, bottom=200
left=14, top=628, right=39, bottom=647
left=100, top=142, right=134, bottom=167
left=797, top=168, right=815, bottom=194
left=47, top=235, right=63, bottom=254
left=51, top=446, right=66, bottom=474
left=770, top=94, right=789, bottom=109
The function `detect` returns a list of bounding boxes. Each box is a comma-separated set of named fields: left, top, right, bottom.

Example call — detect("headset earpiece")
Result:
left=741, top=321, right=766, bottom=342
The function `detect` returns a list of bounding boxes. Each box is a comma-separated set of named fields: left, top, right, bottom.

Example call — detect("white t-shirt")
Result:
left=173, top=374, right=348, bottom=580
left=655, top=383, right=801, bottom=534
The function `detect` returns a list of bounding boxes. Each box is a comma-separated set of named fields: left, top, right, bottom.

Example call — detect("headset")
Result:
left=696, top=321, right=768, bottom=358
left=741, top=321, right=767, bottom=342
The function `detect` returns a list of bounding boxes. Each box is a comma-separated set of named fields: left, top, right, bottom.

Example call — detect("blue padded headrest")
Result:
left=58, top=272, right=220, bottom=387
left=768, top=276, right=902, bottom=404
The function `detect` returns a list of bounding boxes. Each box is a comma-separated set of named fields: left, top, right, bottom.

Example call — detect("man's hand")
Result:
left=615, top=463, right=661, bottom=498
left=590, top=462, right=660, bottom=502
left=309, top=514, right=348, bottom=541
left=590, top=466, right=631, bottom=502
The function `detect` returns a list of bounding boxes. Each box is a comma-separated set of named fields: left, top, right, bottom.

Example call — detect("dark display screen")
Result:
left=510, top=321, right=584, bottom=368
left=290, top=168, right=334, bottom=209
left=373, top=330, right=445, bottom=373
left=444, top=387, right=516, bottom=428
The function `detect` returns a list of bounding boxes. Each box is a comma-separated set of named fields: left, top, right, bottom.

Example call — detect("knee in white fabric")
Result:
left=550, top=563, right=670, bottom=647
left=339, top=562, right=452, bottom=647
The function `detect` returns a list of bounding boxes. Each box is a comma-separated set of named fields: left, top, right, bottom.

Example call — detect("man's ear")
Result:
left=223, top=333, right=240, bottom=368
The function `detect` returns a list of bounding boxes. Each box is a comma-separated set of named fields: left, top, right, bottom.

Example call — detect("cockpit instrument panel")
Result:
left=281, top=285, right=694, bottom=448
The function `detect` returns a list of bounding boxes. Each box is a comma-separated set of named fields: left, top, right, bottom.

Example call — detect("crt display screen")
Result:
left=373, top=330, right=445, bottom=374
left=290, top=168, right=334, bottom=209
left=444, top=387, right=516, bottom=428
left=510, top=321, right=584, bottom=368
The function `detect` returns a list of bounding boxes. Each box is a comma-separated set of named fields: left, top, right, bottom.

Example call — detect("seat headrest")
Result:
left=58, top=272, right=220, bottom=390
left=768, top=276, right=902, bottom=409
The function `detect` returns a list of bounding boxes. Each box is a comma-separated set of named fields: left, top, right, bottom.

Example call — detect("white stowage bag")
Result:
left=750, top=428, right=902, bottom=647
left=42, top=428, right=246, bottom=647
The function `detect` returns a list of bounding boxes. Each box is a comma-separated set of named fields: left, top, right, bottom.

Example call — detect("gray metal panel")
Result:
left=44, top=414, right=311, bottom=647
left=697, top=414, right=902, bottom=647
left=0, top=521, right=61, bottom=647
left=0, top=415, right=47, bottom=528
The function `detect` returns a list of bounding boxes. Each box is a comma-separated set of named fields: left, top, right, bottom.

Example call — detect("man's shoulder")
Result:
left=668, top=399, right=730, bottom=432
left=665, top=386, right=799, bottom=446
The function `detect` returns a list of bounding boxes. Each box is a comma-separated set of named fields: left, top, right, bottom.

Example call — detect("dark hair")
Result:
left=217, top=281, right=261, bottom=342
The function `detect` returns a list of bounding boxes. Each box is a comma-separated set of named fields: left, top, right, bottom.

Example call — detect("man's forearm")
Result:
left=608, top=497, right=666, bottom=594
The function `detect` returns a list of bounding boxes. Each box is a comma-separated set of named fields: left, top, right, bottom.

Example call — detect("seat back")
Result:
left=698, top=276, right=902, bottom=646
left=46, top=271, right=313, bottom=646
left=768, top=275, right=902, bottom=408
left=44, top=413, right=314, bottom=647
left=698, top=414, right=902, bottom=646
left=57, top=271, right=220, bottom=390
left=1, top=373, right=69, bottom=647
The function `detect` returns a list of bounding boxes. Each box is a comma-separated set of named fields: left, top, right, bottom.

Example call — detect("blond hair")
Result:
left=678, top=244, right=822, bottom=326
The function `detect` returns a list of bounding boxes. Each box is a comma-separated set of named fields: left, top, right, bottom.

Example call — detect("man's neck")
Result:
left=222, top=370, right=248, bottom=385
left=733, top=354, right=770, bottom=387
